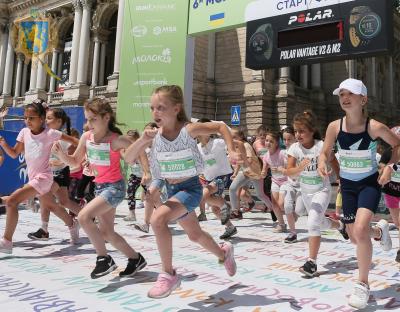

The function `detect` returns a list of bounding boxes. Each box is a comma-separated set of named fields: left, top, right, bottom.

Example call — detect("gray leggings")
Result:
left=229, top=172, right=272, bottom=211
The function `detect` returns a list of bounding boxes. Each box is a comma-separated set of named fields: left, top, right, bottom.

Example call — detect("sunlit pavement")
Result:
left=0, top=201, right=399, bottom=312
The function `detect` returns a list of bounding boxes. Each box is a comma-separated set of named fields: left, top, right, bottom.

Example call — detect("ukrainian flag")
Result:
left=209, top=13, right=225, bottom=27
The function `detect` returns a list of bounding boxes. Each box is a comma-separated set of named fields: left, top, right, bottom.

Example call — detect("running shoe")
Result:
left=219, top=242, right=236, bottom=276
left=284, top=233, right=297, bottom=243
left=299, top=260, right=317, bottom=277
left=376, top=219, right=392, bottom=252
left=219, top=226, right=237, bottom=239
left=133, top=223, right=150, bottom=233
left=197, top=212, right=207, bottom=222
left=119, top=253, right=147, bottom=277
left=124, top=211, right=136, bottom=222
left=91, top=255, right=117, bottom=279
left=348, top=281, right=370, bottom=309
left=28, top=228, right=49, bottom=240
left=147, top=271, right=181, bottom=298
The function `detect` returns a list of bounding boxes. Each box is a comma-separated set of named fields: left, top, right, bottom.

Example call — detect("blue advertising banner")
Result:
left=3, top=106, right=86, bottom=134
left=0, top=130, right=27, bottom=195
left=231, top=105, right=241, bottom=126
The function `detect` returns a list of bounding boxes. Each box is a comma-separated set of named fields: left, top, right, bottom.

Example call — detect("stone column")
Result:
left=112, top=0, right=124, bottom=75
left=311, top=63, right=321, bottom=88
left=99, top=42, right=106, bottom=86
left=56, top=52, right=64, bottom=91
left=279, top=67, right=290, bottom=80
left=0, top=28, right=8, bottom=94
left=36, top=56, right=47, bottom=90
left=3, top=30, right=15, bottom=96
left=91, top=39, right=100, bottom=87
left=14, top=54, right=24, bottom=98
left=49, top=50, right=59, bottom=92
left=29, top=59, right=38, bottom=91
left=21, top=62, right=28, bottom=96
left=300, top=65, right=308, bottom=89
left=77, top=0, right=92, bottom=84
left=69, top=0, right=82, bottom=85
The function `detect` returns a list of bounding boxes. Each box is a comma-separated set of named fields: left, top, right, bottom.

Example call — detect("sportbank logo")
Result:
left=132, top=48, right=172, bottom=65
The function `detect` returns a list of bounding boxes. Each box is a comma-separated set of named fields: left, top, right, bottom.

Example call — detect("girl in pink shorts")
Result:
left=0, top=100, right=79, bottom=254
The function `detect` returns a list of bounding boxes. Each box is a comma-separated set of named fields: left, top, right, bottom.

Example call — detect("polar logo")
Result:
left=288, top=9, right=333, bottom=25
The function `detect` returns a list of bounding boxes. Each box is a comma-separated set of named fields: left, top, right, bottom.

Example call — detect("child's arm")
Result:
left=260, top=157, right=270, bottom=178
left=286, top=155, right=310, bottom=177
left=60, top=133, right=79, bottom=146
left=138, top=152, right=151, bottom=185
left=124, top=129, right=157, bottom=164
left=187, top=122, right=242, bottom=164
left=0, top=135, right=24, bottom=159
left=53, top=134, right=87, bottom=168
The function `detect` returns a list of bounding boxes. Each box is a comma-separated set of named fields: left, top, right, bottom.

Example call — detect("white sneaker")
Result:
left=68, top=219, right=80, bottom=245
left=348, top=281, right=370, bottom=309
left=136, top=202, right=145, bottom=209
left=0, top=238, right=13, bottom=254
left=124, top=211, right=136, bottom=222
left=376, top=219, right=392, bottom=252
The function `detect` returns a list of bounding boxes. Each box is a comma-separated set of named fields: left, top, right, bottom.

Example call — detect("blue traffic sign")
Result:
left=231, top=105, right=241, bottom=126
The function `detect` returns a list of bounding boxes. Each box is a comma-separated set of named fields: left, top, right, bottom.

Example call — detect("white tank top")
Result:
left=150, top=126, right=204, bottom=180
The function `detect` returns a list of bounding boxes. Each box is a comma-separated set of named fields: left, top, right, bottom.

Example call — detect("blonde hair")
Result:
left=153, top=85, right=188, bottom=122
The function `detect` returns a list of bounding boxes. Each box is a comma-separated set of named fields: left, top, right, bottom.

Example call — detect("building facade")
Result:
left=0, top=0, right=399, bottom=134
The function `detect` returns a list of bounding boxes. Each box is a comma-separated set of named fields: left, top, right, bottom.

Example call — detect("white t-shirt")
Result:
left=288, top=140, right=330, bottom=194
left=198, top=138, right=233, bottom=181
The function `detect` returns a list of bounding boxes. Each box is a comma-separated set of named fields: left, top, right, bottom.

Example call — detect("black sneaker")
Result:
left=299, top=260, right=318, bottom=277
left=220, top=203, right=231, bottom=225
left=27, top=228, right=49, bottom=240
left=284, top=233, right=297, bottom=243
left=90, top=255, right=117, bottom=279
left=338, top=220, right=349, bottom=240
left=119, top=253, right=147, bottom=277
left=219, top=226, right=237, bottom=239
left=396, top=249, right=400, bottom=263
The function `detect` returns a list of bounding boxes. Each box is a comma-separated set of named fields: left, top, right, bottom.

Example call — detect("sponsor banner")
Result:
left=117, top=0, right=190, bottom=132
left=246, top=0, right=392, bottom=69
left=188, top=0, right=356, bottom=35
left=0, top=130, right=27, bottom=195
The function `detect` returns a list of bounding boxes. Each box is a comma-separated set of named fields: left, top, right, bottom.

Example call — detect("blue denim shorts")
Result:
left=166, top=176, right=203, bottom=213
left=95, top=179, right=126, bottom=208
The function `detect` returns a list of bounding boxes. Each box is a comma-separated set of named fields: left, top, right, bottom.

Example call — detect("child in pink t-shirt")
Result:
left=261, top=131, right=287, bottom=233
left=0, top=100, right=79, bottom=253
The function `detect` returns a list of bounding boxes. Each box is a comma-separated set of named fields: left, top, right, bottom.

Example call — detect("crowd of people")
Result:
left=0, top=78, right=399, bottom=309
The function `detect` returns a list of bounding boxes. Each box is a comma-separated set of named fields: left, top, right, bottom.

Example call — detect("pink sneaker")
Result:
left=0, top=237, right=13, bottom=254
left=147, top=271, right=181, bottom=299
left=220, top=242, right=236, bottom=276
left=68, top=219, right=80, bottom=245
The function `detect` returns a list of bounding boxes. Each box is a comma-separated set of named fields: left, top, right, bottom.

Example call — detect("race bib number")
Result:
left=300, top=170, right=323, bottom=193
left=203, top=153, right=217, bottom=169
left=392, top=171, right=400, bottom=183
left=158, top=149, right=197, bottom=178
left=258, top=148, right=268, bottom=157
left=86, top=141, right=110, bottom=166
left=339, top=149, right=372, bottom=174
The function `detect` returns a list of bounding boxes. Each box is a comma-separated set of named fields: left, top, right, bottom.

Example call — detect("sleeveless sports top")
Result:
left=85, top=131, right=123, bottom=183
left=336, top=117, right=378, bottom=181
left=150, top=126, right=204, bottom=180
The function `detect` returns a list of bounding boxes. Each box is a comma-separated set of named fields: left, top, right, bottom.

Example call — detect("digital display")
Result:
left=278, top=21, right=343, bottom=48
left=245, top=0, right=393, bottom=69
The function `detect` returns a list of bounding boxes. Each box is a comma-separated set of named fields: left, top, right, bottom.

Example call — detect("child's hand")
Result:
left=141, top=173, right=151, bottom=185
left=142, top=128, right=158, bottom=142
left=52, top=142, right=63, bottom=156
left=299, top=158, right=311, bottom=169
left=378, top=165, right=392, bottom=186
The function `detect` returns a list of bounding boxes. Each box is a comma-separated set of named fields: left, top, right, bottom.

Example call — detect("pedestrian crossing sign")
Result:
left=231, top=105, right=241, bottom=126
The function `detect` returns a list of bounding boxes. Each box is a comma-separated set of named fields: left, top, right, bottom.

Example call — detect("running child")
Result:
left=280, top=126, right=304, bottom=243
left=261, top=131, right=287, bottom=233
left=197, top=118, right=236, bottom=239
left=0, top=100, right=79, bottom=253
left=124, top=85, right=240, bottom=298
left=378, top=126, right=400, bottom=263
left=318, top=78, right=399, bottom=309
left=28, top=108, right=82, bottom=240
left=53, top=98, right=146, bottom=279
left=286, top=111, right=345, bottom=278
